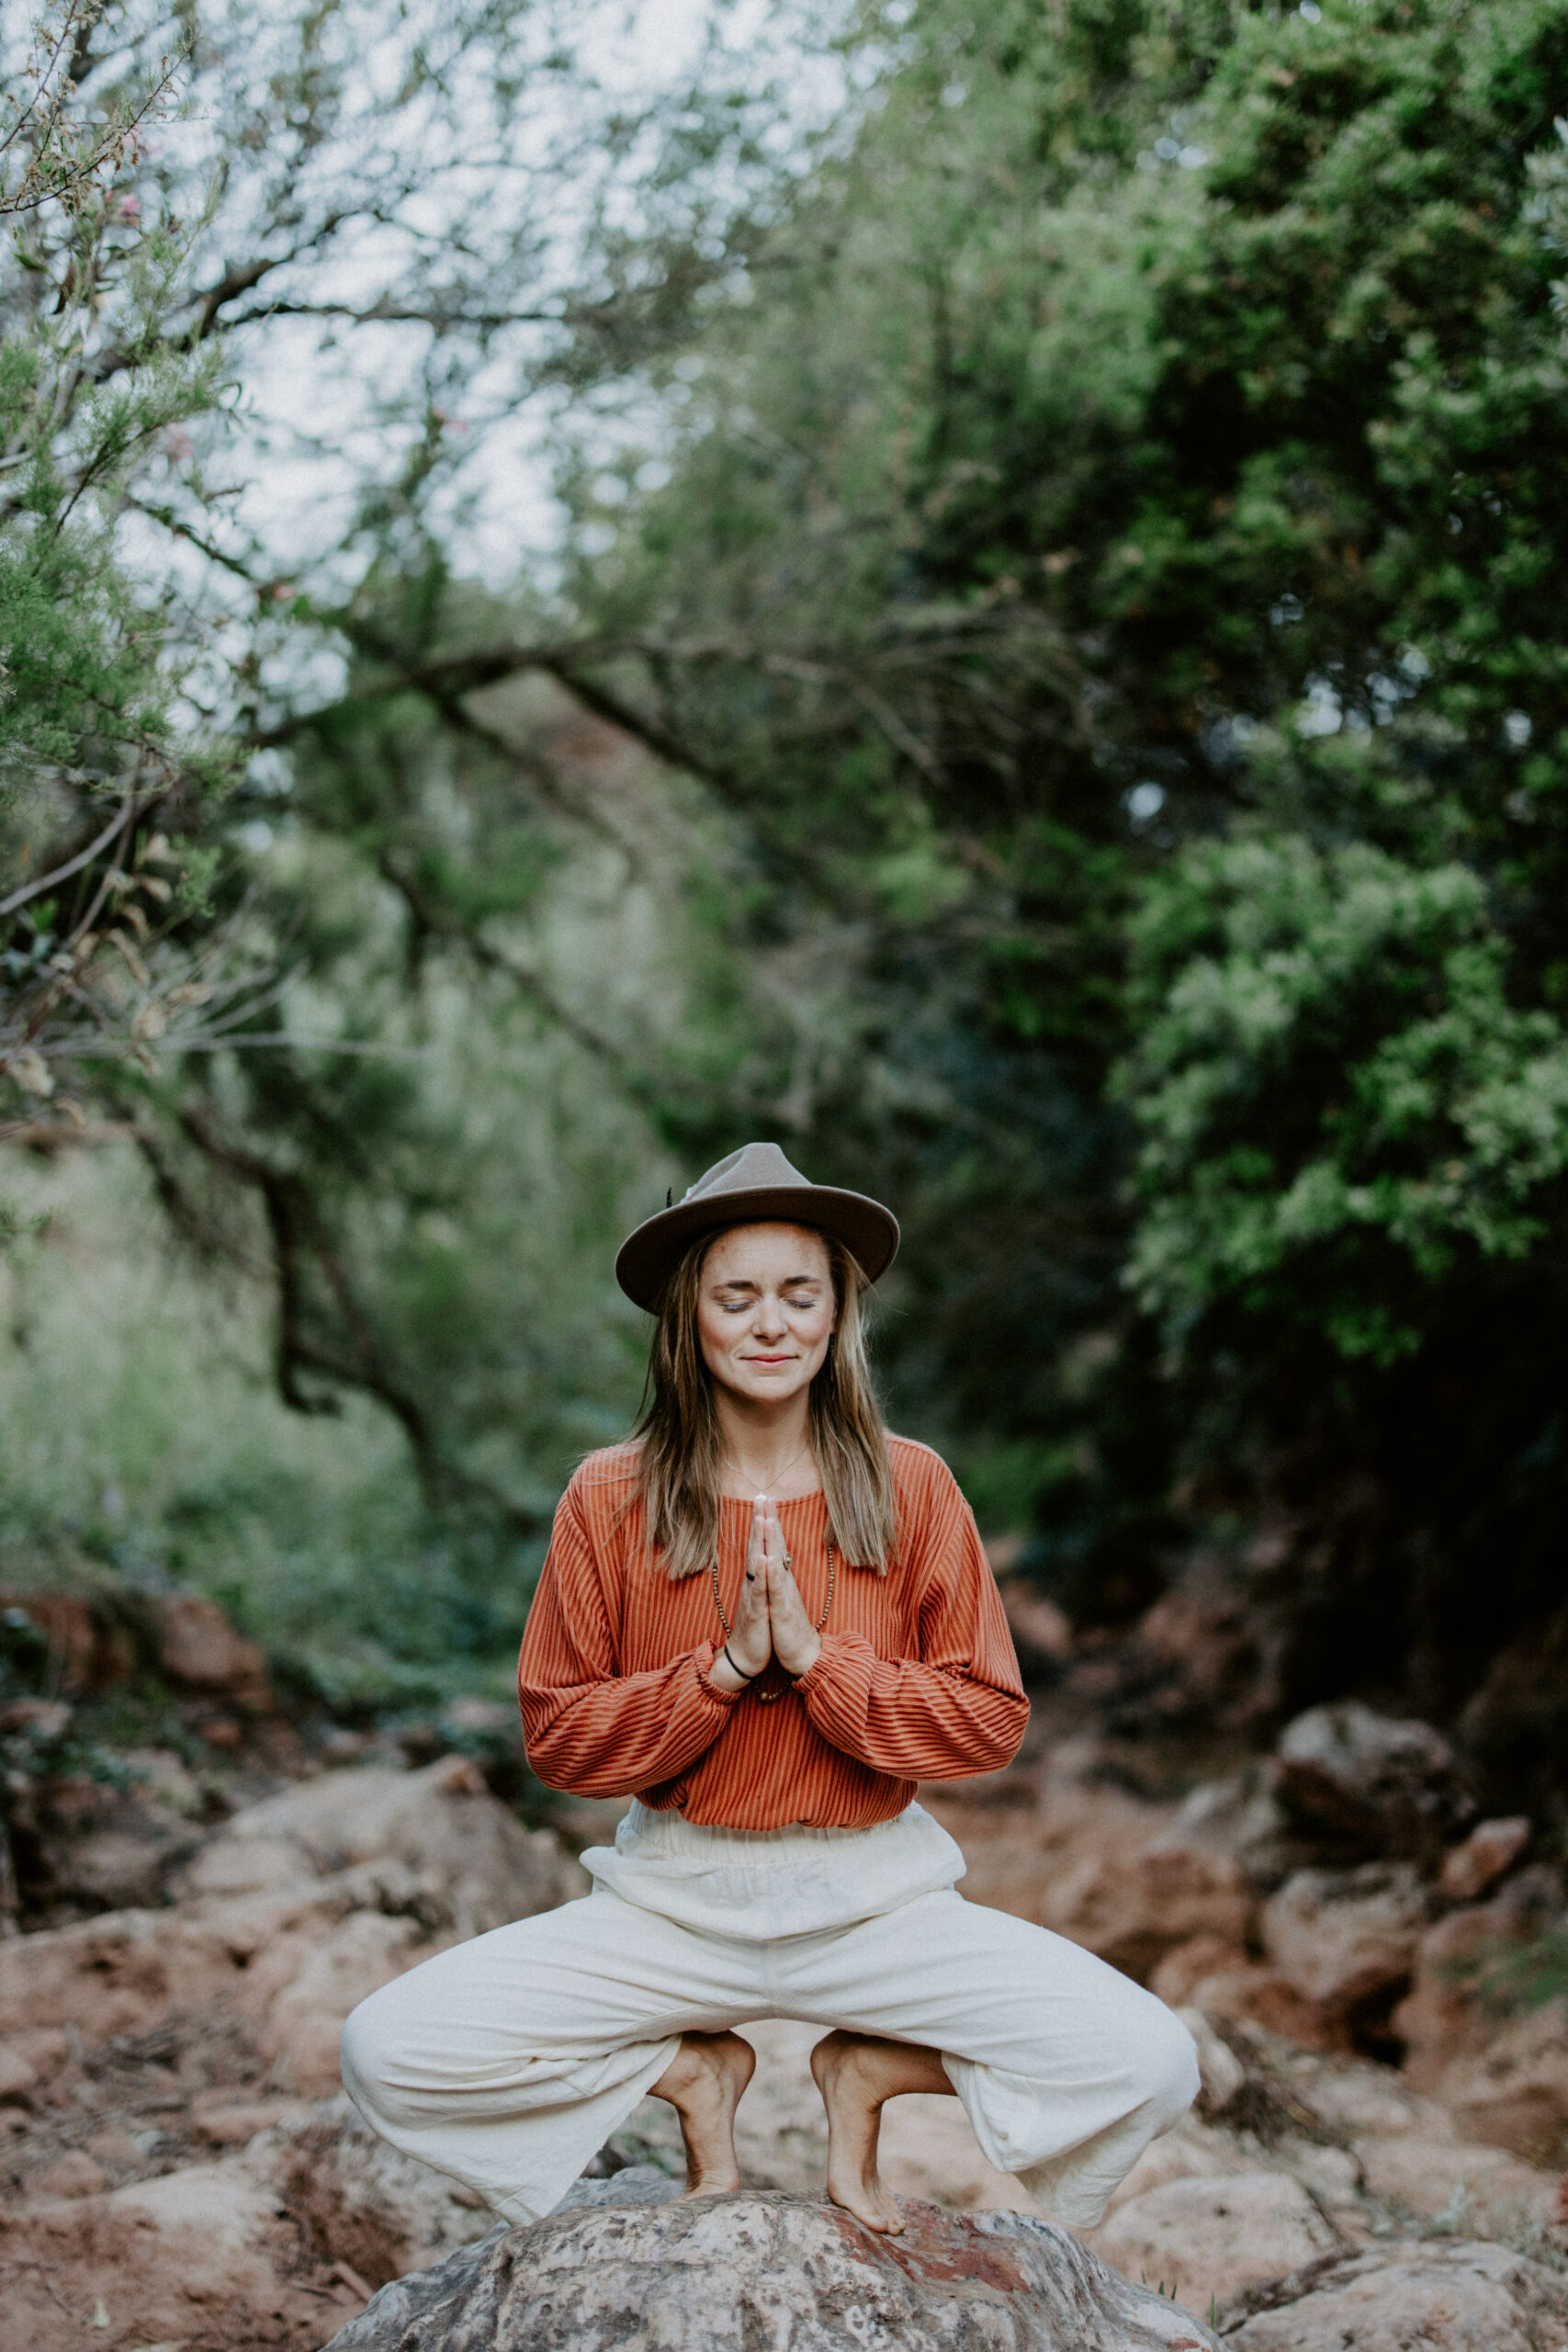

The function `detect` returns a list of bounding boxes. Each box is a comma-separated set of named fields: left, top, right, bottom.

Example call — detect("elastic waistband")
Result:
left=615, top=1800, right=918, bottom=1862
left=580, top=1799, right=965, bottom=1941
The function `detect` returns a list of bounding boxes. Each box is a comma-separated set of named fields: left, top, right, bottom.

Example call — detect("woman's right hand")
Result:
left=706, top=1497, right=773, bottom=1691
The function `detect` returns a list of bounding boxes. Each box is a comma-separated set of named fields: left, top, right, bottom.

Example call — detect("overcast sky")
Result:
left=219, top=0, right=845, bottom=596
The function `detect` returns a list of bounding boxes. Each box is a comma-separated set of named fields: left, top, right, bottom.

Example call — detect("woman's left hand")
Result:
left=761, top=1500, right=823, bottom=1678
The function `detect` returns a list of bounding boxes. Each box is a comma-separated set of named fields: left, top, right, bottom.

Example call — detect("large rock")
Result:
left=1271, top=1702, right=1469, bottom=1864
left=1224, top=2238, right=1568, bottom=2349
left=1438, top=1816, right=1531, bottom=1903
left=0, top=2154, right=328, bottom=2352
left=155, top=1592, right=274, bottom=1709
left=176, top=1750, right=581, bottom=1941
left=1086, top=2173, right=1341, bottom=2316
left=0, top=1589, right=274, bottom=1708
left=1259, top=1864, right=1428, bottom=2039
left=931, top=1768, right=1254, bottom=1984
left=1352, top=2131, right=1562, bottom=2235
left=250, top=2096, right=502, bottom=2283
left=17, top=1744, right=208, bottom=1912
left=1151, top=1950, right=1354, bottom=2052
left=1435, top=1996, right=1568, bottom=2167
left=323, top=2188, right=1224, bottom=2352
left=1393, top=1866, right=1563, bottom=2090
left=0, top=1757, right=581, bottom=2095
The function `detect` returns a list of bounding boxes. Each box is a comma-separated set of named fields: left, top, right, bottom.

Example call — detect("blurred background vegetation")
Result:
left=3, top=0, right=1565, bottom=1809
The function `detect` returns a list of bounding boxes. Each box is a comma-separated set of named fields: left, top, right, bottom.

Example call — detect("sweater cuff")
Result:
left=793, top=1631, right=864, bottom=1702
left=696, top=1642, right=743, bottom=1706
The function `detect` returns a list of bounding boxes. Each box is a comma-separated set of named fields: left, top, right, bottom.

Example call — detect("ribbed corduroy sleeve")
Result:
left=519, top=1478, right=739, bottom=1797
left=793, top=1468, right=1027, bottom=1781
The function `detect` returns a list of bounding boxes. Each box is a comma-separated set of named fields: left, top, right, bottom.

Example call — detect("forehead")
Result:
left=703, top=1222, right=830, bottom=1286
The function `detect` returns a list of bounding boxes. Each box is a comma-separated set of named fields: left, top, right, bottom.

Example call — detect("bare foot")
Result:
left=810, top=2030, right=949, bottom=2234
left=650, top=2030, right=756, bottom=2198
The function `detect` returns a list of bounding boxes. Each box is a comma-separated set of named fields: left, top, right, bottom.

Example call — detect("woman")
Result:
left=342, top=1142, right=1197, bottom=2235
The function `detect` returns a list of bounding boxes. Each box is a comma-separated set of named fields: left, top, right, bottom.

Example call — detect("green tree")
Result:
left=518, top=0, right=1568, bottom=1777
left=0, top=0, right=241, bottom=1134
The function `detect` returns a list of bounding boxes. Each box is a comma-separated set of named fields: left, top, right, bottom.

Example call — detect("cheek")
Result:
left=694, top=1306, right=731, bottom=1362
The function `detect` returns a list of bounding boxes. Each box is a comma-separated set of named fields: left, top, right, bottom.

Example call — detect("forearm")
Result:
left=795, top=1634, right=1028, bottom=1780
left=521, top=1648, right=739, bottom=1794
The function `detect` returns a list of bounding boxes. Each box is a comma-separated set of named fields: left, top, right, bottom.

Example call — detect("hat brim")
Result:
left=615, top=1183, right=899, bottom=1313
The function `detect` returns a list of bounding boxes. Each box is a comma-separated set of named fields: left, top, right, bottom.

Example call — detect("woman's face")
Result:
left=695, top=1222, right=838, bottom=1410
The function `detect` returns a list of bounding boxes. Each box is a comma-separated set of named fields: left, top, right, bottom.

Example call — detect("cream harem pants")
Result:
left=341, top=1801, right=1198, bottom=2230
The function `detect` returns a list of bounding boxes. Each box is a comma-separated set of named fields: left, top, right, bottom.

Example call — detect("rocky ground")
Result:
left=1, top=1583, right=1565, bottom=2349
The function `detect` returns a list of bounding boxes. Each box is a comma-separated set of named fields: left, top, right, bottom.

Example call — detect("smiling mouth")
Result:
left=747, top=1353, right=795, bottom=1364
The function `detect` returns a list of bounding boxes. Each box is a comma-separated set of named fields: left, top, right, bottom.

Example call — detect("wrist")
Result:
left=705, top=1649, right=748, bottom=1695
left=786, top=1631, right=824, bottom=1679
left=706, top=1645, right=761, bottom=1695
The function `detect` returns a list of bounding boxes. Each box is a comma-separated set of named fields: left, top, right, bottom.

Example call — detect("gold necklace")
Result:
left=720, top=1436, right=813, bottom=1495
left=710, top=1529, right=836, bottom=1707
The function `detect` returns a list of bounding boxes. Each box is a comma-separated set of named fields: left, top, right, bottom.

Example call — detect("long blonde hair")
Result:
left=633, top=1227, right=897, bottom=1579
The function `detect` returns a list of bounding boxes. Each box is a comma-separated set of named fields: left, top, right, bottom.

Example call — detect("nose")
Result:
left=753, top=1293, right=787, bottom=1340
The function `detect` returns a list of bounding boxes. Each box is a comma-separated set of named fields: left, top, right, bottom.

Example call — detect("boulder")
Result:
left=934, top=1772, right=1255, bottom=1984
left=249, top=2096, right=502, bottom=2283
left=1147, top=1935, right=1253, bottom=2008
left=155, top=1593, right=273, bottom=1708
left=176, top=1752, right=581, bottom=1942
left=1126, top=1573, right=1277, bottom=1733
left=1092, top=2118, right=1252, bottom=2219
left=1436, top=1996, right=1568, bottom=2168
left=1085, top=2173, right=1341, bottom=2316
left=1438, top=1817, right=1531, bottom=1903
left=0, top=1758, right=581, bottom=2095
left=1260, top=1864, right=1428, bottom=2036
left=1172, top=2007, right=1247, bottom=2116
left=321, top=2188, right=1223, bottom=2352
left=1393, top=1866, right=1563, bottom=2090
left=1272, top=1702, right=1469, bottom=1864
left=1351, top=2132, right=1561, bottom=2234
left=1224, top=2238, right=1568, bottom=2350
left=1157, top=1956, right=1354, bottom=2052
left=1277, top=2042, right=1462, bottom=2144
left=0, top=2154, right=326, bottom=2352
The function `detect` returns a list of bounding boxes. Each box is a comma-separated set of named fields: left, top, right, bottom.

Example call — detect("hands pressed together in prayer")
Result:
left=707, top=1497, right=821, bottom=1693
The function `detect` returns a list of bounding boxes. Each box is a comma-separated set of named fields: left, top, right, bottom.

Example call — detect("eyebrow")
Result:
left=713, top=1272, right=824, bottom=1291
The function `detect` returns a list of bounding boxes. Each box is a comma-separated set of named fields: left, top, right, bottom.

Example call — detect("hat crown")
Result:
left=615, top=1138, right=898, bottom=1311
left=683, top=1140, right=809, bottom=1204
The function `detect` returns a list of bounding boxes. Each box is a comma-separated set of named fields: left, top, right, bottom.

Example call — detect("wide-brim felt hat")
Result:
left=615, top=1141, right=900, bottom=1312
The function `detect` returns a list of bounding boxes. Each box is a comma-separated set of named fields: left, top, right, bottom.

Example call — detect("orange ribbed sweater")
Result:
left=517, top=1436, right=1028, bottom=1831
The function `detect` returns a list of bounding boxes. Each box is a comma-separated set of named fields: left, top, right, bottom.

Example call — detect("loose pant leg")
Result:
left=340, top=1890, right=764, bottom=2224
left=342, top=1883, right=1198, bottom=2233
left=775, top=1891, right=1199, bottom=2227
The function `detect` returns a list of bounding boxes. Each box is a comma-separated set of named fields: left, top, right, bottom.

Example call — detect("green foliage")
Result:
left=1481, top=1927, right=1568, bottom=2015
left=0, top=4, right=243, bottom=1125
left=6, top=0, right=1568, bottom=1764
left=1120, top=833, right=1568, bottom=1360
left=543, top=0, right=1568, bottom=1721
